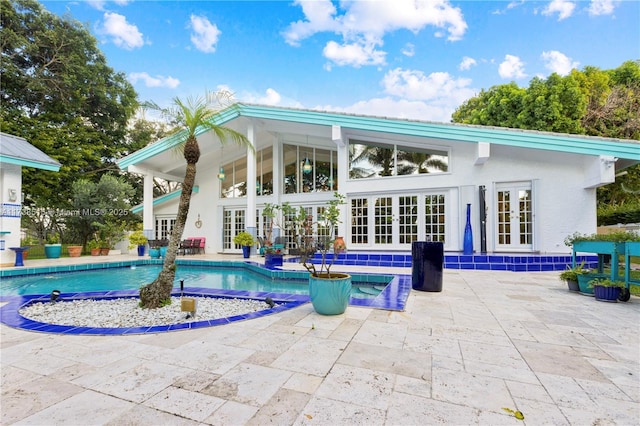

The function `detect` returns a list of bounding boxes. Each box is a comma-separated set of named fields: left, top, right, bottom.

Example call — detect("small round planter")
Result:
left=242, top=245, right=251, bottom=258
left=159, top=246, right=168, bottom=258
left=137, top=245, right=146, bottom=256
left=265, top=253, right=283, bottom=268
left=99, top=248, right=110, bottom=256
left=44, top=244, right=62, bottom=259
left=149, top=248, right=161, bottom=259
left=577, top=273, right=607, bottom=296
left=566, top=279, right=580, bottom=292
left=594, top=285, right=621, bottom=302
left=67, top=245, right=82, bottom=257
left=309, top=273, right=352, bottom=315
left=90, top=248, right=100, bottom=256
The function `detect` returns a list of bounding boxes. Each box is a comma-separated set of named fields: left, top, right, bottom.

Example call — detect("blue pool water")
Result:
left=0, top=265, right=385, bottom=298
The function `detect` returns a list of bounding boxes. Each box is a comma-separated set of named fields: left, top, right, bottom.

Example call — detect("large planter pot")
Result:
left=594, top=285, right=621, bottom=302
left=160, top=246, right=167, bottom=258
left=309, top=273, right=352, bottom=315
left=265, top=253, right=283, bottom=268
left=149, top=248, right=161, bottom=259
left=242, top=245, right=251, bottom=258
left=44, top=244, right=62, bottom=259
left=67, top=245, right=82, bottom=257
left=577, top=273, right=608, bottom=295
left=137, top=245, right=146, bottom=256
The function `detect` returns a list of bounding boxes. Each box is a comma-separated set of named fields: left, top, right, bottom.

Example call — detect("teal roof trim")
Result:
left=118, top=106, right=242, bottom=169
left=118, top=104, right=640, bottom=169
left=130, top=186, right=199, bottom=214
left=236, top=104, right=640, bottom=160
left=0, top=155, right=61, bottom=171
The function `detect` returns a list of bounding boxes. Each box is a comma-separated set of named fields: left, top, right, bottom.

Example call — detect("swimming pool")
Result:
left=1, top=263, right=387, bottom=299
left=0, top=259, right=411, bottom=334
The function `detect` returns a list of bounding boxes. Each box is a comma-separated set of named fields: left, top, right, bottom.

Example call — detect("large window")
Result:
left=155, top=217, right=175, bottom=240
left=349, top=140, right=448, bottom=179
left=283, top=144, right=337, bottom=194
left=220, top=147, right=273, bottom=198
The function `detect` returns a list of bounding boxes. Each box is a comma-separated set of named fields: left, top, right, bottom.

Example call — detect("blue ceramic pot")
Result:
left=44, top=244, right=62, bottom=259
left=309, top=273, right=352, bottom=315
left=149, top=248, right=161, bottom=259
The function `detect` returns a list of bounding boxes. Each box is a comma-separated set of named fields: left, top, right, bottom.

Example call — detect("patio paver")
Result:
left=1, top=254, right=639, bottom=425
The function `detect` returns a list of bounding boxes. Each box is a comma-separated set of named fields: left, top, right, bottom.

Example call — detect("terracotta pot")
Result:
left=334, top=236, right=346, bottom=253
left=90, top=248, right=101, bottom=256
left=67, top=245, right=82, bottom=257
left=100, top=248, right=110, bottom=256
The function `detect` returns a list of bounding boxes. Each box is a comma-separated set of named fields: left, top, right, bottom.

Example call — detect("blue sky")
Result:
left=41, top=0, right=640, bottom=123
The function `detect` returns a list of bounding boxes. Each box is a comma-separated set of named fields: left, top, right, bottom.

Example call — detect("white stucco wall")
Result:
left=0, top=163, right=23, bottom=265
left=144, top=128, right=606, bottom=256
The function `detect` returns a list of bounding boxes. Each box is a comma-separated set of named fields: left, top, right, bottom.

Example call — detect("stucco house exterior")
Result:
left=117, top=104, right=640, bottom=268
left=0, top=132, right=61, bottom=266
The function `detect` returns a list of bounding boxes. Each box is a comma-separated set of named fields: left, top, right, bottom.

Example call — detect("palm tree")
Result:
left=139, top=91, right=252, bottom=308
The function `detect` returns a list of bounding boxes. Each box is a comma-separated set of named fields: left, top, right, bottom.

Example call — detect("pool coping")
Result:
left=0, top=259, right=411, bottom=335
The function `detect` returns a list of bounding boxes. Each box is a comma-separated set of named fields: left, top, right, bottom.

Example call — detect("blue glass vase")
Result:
left=463, top=203, right=473, bottom=255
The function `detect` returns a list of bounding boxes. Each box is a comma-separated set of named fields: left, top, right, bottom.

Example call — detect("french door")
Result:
left=495, top=182, right=533, bottom=251
left=222, top=208, right=246, bottom=251
left=350, top=193, right=446, bottom=250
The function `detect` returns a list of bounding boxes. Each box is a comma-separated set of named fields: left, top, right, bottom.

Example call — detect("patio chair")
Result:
left=189, top=239, right=202, bottom=255
left=177, top=239, right=193, bottom=256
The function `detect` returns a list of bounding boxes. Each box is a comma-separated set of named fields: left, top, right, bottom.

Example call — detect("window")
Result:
left=349, top=140, right=448, bottom=179
left=283, top=143, right=337, bottom=193
left=221, top=147, right=273, bottom=198
left=425, top=194, right=446, bottom=242
left=155, top=217, right=176, bottom=240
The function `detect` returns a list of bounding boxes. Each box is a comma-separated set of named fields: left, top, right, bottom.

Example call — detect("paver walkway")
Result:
left=1, top=256, right=639, bottom=425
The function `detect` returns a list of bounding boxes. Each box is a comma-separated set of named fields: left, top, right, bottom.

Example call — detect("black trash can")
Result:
left=411, top=241, right=443, bottom=292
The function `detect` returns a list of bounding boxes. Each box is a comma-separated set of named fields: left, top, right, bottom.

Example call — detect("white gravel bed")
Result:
left=19, top=296, right=278, bottom=328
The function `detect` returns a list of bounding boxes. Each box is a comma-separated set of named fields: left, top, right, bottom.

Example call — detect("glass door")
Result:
left=496, top=182, right=533, bottom=251
left=223, top=208, right=246, bottom=252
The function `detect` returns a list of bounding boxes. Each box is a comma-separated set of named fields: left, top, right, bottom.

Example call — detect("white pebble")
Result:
left=19, top=297, right=278, bottom=328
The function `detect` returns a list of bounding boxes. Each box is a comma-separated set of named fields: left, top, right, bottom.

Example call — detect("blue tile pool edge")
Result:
left=0, top=260, right=410, bottom=335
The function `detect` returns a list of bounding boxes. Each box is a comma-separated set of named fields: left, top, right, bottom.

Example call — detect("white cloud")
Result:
left=401, top=43, right=415, bottom=57
left=542, top=0, right=576, bottom=20
left=100, top=12, right=144, bottom=50
left=499, top=55, right=527, bottom=79
left=541, top=51, right=579, bottom=76
left=128, top=72, right=180, bottom=88
left=283, top=0, right=467, bottom=68
left=323, top=40, right=386, bottom=67
left=242, top=88, right=282, bottom=105
left=459, top=56, right=477, bottom=71
left=189, top=15, right=221, bottom=53
left=381, top=68, right=476, bottom=107
left=317, top=97, right=457, bottom=123
left=588, top=0, right=616, bottom=16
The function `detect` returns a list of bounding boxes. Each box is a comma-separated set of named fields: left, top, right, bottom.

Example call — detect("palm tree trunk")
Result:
left=139, top=161, right=197, bottom=308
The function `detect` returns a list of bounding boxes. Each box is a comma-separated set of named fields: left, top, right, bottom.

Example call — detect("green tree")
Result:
left=452, top=60, right=640, bottom=221
left=66, top=175, right=139, bottom=246
left=1, top=0, right=138, bottom=207
left=139, top=91, right=253, bottom=308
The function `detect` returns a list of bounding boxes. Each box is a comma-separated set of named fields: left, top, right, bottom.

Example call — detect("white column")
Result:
left=246, top=121, right=257, bottom=237
left=143, top=172, right=154, bottom=239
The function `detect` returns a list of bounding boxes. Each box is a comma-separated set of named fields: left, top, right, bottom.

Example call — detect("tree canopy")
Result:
left=0, top=0, right=140, bottom=207
left=452, top=60, right=640, bottom=222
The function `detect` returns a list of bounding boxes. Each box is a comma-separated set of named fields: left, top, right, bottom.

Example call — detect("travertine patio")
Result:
left=1, top=255, right=639, bottom=425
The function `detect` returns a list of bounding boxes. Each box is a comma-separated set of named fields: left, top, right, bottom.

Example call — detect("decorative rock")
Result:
left=19, top=297, right=278, bottom=328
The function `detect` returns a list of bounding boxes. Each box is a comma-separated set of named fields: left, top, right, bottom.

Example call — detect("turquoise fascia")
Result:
left=117, top=103, right=640, bottom=170
left=130, top=186, right=199, bottom=214
left=0, top=155, right=61, bottom=171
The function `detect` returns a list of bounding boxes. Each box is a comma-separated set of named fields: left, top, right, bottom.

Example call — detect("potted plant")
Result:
left=300, top=192, right=351, bottom=315
left=67, top=244, right=83, bottom=257
left=233, top=231, right=256, bottom=258
left=44, top=232, right=62, bottom=259
left=588, top=278, right=626, bottom=302
left=87, top=239, right=101, bottom=256
left=128, top=229, right=148, bottom=256
left=20, top=236, right=38, bottom=261
left=559, top=260, right=585, bottom=292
